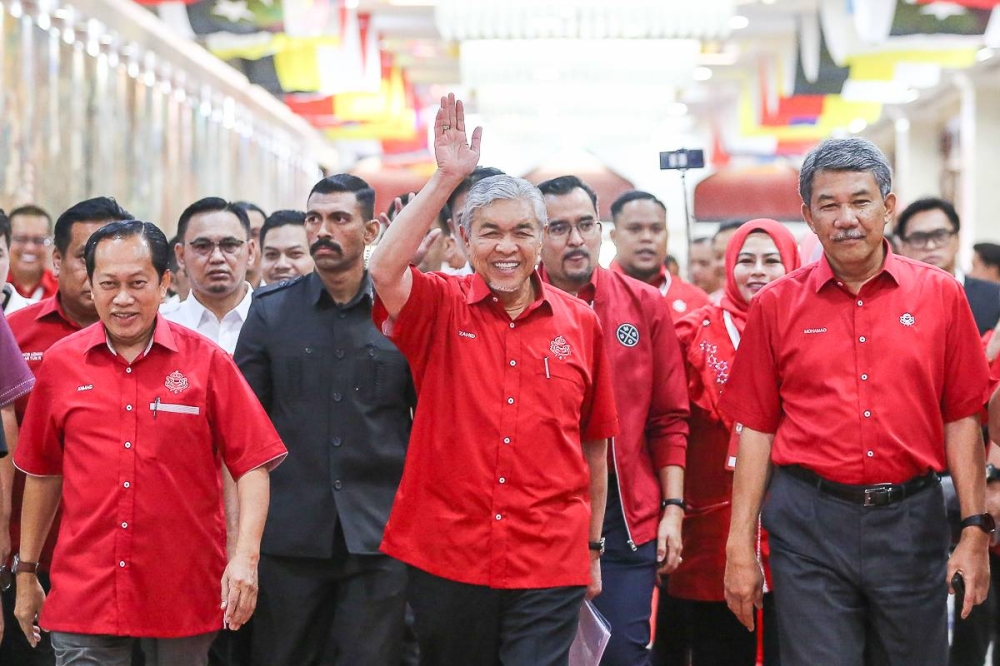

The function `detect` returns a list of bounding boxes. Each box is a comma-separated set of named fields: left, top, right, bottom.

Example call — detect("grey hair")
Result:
left=461, top=175, right=548, bottom=236
left=799, top=137, right=893, bottom=206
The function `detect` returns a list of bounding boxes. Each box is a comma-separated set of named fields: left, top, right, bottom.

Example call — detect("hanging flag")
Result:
left=891, top=0, right=992, bottom=35
left=794, top=28, right=849, bottom=95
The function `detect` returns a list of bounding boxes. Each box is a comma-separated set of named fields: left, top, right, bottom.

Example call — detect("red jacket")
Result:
left=541, top=266, right=690, bottom=548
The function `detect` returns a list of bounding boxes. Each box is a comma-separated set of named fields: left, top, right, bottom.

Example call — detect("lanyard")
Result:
left=723, top=311, right=741, bottom=350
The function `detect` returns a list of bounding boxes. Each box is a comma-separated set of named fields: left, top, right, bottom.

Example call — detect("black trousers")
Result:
left=406, top=566, right=586, bottom=666
left=207, top=621, right=252, bottom=666
left=763, top=467, right=950, bottom=666
left=949, top=550, right=998, bottom=666
left=592, top=478, right=657, bottom=666
left=251, top=540, right=407, bottom=666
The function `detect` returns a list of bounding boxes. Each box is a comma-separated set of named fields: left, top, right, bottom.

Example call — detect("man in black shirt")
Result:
left=235, top=174, right=414, bottom=665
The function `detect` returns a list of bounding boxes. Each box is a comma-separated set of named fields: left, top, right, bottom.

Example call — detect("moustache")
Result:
left=833, top=231, right=865, bottom=242
left=310, top=239, right=343, bottom=256
left=564, top=249, right=590, bottom=261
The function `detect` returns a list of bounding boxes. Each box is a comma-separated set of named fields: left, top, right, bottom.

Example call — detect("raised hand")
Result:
left=434, top=93, right=482, bottom=180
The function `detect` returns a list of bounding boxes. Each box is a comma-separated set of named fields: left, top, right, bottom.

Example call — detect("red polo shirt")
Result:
left=373, top=267, right=619, bottom=589
left=540, top=265, right=688, bottom=548
left=7, top=295, right=83, bottom=570
left=10, top=269, right=58, bottom=300
left=14, top=317, right=287, bottom=638
left=720, top=248, right=989, bottom=485
left=608, top=261, right=710, bottom=321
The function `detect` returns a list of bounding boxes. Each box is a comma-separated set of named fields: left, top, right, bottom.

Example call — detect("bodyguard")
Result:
left=236, top=174, right=414, bottom=665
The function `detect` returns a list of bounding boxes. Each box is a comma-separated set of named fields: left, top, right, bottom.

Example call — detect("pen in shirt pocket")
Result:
left=152, top=396, right=160, bottom=419
left=544, top=357, right=550, bottom=379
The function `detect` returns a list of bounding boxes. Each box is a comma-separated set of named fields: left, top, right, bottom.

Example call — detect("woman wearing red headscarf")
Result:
left=665, top=219, right=800, bottom=665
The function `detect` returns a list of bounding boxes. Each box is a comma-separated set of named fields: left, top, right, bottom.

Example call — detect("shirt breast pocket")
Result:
left=278, top=345, right=328, bottom=400
left=356, top=341, right=410, bottom=406
left=534, top=360, right=587, bottom=423
left=147, top=400, right=210, bottom=463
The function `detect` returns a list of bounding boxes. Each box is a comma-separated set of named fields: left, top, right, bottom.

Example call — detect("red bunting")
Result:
left=761, top=96, right=824, bottom=127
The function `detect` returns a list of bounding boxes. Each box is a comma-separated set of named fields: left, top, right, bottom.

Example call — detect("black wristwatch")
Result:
left=589, top=538, right=606, bottom=556
left=662, top=498, right=687, bottom=512
left=960, top=513, right=997, bottom=535
left=987, top=463, right=1000, bottom=484
left=11, top=554, right=40, bottom=575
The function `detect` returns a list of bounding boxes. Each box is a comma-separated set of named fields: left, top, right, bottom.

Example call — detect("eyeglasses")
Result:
left=11, top=234, right=52, bottom=247
left=902, top=229, right=956, bottom=249
left=0, top=565, right=10, bottom=592
left=187, top=238, right=246, bottom=256
left=546, top=220, right=602, bottom=239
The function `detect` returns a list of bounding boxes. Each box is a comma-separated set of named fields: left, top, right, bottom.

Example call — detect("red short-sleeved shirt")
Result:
left=608, top=262, right=710, bottom=321
left=14, top=317, right=287, bottom=638
left=373, top=268, right=619, bottom=589
left=540, top=265, right=689, bottom=547
left=7, top=295, right=83, bottom=569
left=720, top=248, right=989, bottom=485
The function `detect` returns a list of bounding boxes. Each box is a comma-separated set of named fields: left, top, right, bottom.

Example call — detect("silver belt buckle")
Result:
left=863, top=483, right=893, bottom=507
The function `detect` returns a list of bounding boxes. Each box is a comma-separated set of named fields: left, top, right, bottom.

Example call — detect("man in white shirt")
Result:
left=161, top=197, right=256, bottom=354
left=0, top=210, right=31, bottom=314
left=161, top=197, right=258, bottom=666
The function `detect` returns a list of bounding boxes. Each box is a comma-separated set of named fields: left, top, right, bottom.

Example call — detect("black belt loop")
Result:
left=781, top=465, right=939, bottom=507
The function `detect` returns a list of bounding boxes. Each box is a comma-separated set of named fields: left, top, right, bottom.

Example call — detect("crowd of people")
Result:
left=0, top=93, right=997, bottom=666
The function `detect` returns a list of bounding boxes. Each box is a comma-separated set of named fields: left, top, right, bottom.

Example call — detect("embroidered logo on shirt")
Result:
left=803, top=328, right=828, bottom=335
left=549, top=335, right=572, bottom=360
left=899, top=313, right=915, bottom=327
left=616, top=323, right=640, bottom=348
left=672, top=300, right=687, bottom=313
left=458, top=330, right=477, bottom=340
left=77, top=384, right=93, bottom=392
left=164, top=370, right=190, bottom=394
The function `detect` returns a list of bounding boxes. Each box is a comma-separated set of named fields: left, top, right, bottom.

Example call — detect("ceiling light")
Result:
left=976, top=47, right=994, bottom=62
left=667, top=102, right=689, bottom=116
left=848, top=118, right=867, bottom=133
left=693, top=66, right=713, bottom=81
left=903, top=88, right=919, bottom=103
left=729, top=15, right=750, bottom=29
left=437, top=1, right=737, bottom=40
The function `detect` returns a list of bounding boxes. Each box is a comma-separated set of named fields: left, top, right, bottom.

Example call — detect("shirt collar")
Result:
left=182, top=282, right=254, bottom=326
left=608, top=259, right=666, bottom=289
left=465, top=269, right=551, bottom=316
left=536, top=263, right=598, bottom=304
left=84, top=315, right=179, bottom=358
left=810, top=239, right=900, bottom=293
left=35, top=294, right=82, bottom=328
left=307, top=270, right=374, bottom=308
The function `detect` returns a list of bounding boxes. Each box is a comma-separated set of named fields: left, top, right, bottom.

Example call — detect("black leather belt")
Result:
left=781, top=465, right=939, bottom=507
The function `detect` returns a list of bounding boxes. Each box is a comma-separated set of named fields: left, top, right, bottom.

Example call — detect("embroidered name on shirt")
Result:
left=165, top=370, right=189, bottom=394
left=23, top=352, right=43, bottom=361
left=550, top=335, right=572, bottom=360
left=458, top=330, right=477, bottom=339
left=803, top=328, right=828, bottom=335
left=77, top=384, right=94, bottom=392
